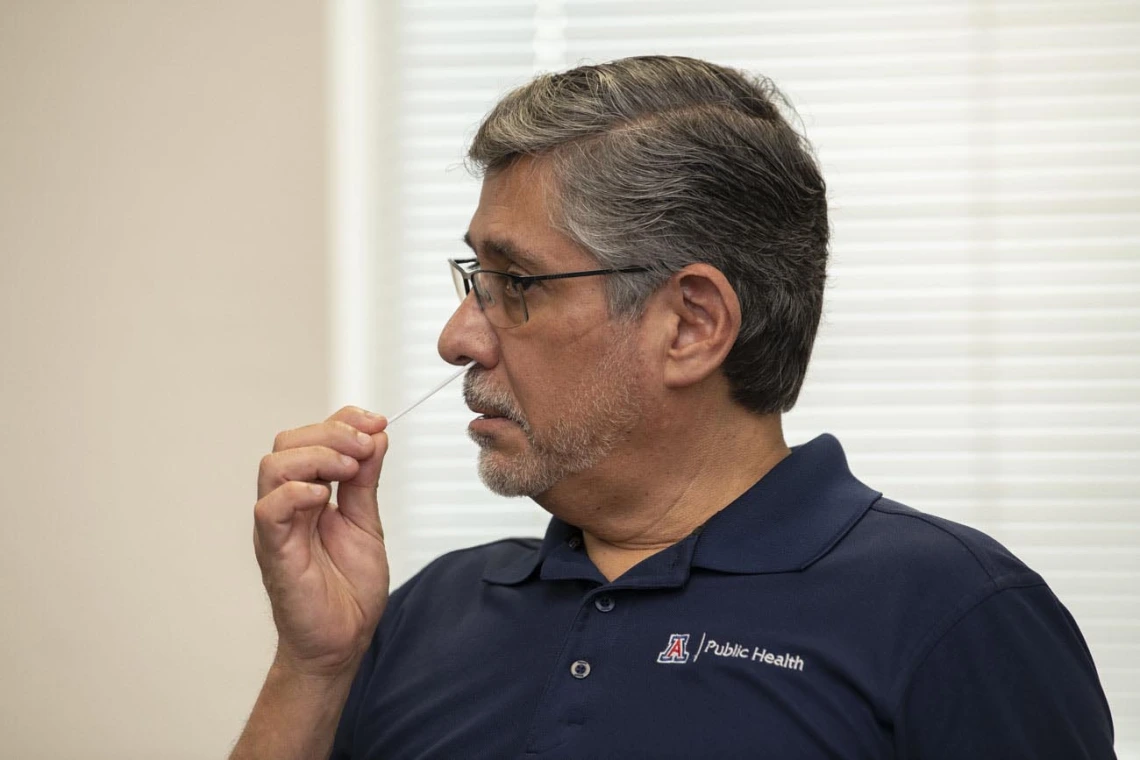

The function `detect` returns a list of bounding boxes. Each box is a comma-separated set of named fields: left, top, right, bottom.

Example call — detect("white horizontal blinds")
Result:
left=781, top=3, right=1140, bottom=745
left=390, top=0, right=551, bottom=592
left=391, top=0, right=1139, bottom=748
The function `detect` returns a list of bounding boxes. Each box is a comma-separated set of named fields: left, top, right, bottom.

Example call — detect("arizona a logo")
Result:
left=657, top=633, right=691, bottom=664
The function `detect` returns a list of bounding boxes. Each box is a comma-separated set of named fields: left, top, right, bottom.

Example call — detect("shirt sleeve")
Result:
left=327, top=573, right=421, bottom=760
left=327, top=638, right=378, bottom=760
left=895, top=582, right=1116, bottom=759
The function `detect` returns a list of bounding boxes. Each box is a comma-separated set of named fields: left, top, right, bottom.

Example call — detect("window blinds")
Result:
left=374, top=0, right=1139, bottom=749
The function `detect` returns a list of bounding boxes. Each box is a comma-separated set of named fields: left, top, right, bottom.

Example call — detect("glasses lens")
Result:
left=472, top=271, right=527, bottom=328
left=450, top=263, right=469, bottom=302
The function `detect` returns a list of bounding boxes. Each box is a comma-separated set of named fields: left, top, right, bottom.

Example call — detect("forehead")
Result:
left=465, top=158, right=595, bottom=271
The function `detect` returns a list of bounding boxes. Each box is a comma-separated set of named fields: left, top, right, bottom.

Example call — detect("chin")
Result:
left=476, top=448, right=565, bottom=498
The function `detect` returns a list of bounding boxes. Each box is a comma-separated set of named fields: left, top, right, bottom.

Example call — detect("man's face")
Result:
left=437, top=158, right=648, bottom=498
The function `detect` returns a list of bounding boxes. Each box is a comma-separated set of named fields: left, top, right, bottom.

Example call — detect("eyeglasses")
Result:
left=448, top=257, right=650, bottom=328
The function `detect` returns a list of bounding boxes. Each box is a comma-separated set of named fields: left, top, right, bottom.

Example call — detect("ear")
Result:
left=654, top=263, right=741, bottom=389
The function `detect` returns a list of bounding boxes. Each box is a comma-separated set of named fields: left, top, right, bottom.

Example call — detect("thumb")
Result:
left=336, top=427, right=388, bottom=530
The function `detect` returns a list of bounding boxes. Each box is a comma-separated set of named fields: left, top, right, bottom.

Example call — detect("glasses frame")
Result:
left=448, top=257, right=651, bottom=328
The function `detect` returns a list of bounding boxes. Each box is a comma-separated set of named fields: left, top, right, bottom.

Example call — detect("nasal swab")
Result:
left=385, top=360, right=476, bottom=426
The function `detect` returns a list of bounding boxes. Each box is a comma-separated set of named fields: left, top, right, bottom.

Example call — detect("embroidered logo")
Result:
left=655, top=631, right=807, bottom=672
left=656, top=633, right=691, bottom=664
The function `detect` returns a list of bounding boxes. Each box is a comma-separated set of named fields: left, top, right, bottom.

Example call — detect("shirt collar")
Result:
left=482, top=510, right=580, bottom=585
left=482, top=434, right=880, bottom=584
left=690, top=433, right=880, bottom=574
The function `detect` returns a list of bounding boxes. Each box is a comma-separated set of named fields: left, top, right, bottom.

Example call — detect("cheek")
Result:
left=502, top=341, right=598, bottom=418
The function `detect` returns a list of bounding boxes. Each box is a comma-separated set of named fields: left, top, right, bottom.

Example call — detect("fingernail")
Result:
left=364, top=409, right=383, bottom=419
left=356, top=432, right=371, bottom=446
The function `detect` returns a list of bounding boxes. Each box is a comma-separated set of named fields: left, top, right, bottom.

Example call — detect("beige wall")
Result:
left=0, top=2, right=328, bottom=756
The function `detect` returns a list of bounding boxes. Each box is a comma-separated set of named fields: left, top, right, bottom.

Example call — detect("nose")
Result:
left=438, top=291, right=498, bottom=369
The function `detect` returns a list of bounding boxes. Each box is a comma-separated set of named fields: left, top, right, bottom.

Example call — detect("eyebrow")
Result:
left=461, top=232, right=545, bottom=273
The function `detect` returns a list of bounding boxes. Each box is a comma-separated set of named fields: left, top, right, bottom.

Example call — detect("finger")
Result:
left=272, top=416, right=384, bottom=457
left=258, top=445, right=362, bottom=501
left=323, top=407, right=389, bottom=532
left=253, top=480, right=330, bottom=555
left=336, top=430, right=389, bottom=532
left=326, top=405, right=389, bottom=432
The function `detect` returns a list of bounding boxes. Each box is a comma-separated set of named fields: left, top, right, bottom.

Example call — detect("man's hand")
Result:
left=254, top=405, right=390, bottom=676
left=230, top=407, right=390, bottom=760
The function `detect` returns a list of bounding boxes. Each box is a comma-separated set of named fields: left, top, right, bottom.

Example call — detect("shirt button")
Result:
left=567, top=535, right=582, bottom=549
left=570, top=660, right=591, bottom=679
left=594, top=595, right=615, bottom=613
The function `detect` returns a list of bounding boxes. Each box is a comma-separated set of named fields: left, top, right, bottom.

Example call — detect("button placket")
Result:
left=522, top=595, right=600, bottom=754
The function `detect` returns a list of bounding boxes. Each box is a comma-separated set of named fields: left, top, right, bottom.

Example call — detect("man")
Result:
left=231, top=57, right=1115, bottom=759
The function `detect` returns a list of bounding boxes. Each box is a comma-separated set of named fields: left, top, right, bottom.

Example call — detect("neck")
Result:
left=534, top=405, right=791, bottom=582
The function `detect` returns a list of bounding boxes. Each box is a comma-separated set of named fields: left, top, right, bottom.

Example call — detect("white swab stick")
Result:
left=385, top=360, right=476, bottom=426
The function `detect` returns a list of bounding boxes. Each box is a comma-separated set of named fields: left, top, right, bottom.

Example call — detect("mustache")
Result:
left=463, top=369, right=526, bottom=426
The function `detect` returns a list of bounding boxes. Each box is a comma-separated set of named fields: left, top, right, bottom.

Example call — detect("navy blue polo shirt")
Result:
left=331, top=434, right=1115, bottom=759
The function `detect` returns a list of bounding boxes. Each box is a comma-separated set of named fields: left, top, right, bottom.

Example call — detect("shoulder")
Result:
left=366, top=537, right=541, bottom=655
left=844, top=496, right=1043, bottom=592
left=846, top=496, right=1049, bottom=641
left=421, top=536, right=542, bottom=579
left=823, top=497, right=1054, bottom=696
left=389, top=537, right=542, bottom=605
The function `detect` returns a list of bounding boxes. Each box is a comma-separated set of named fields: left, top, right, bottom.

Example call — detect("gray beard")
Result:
left=468, top=329, right=642, bottom=498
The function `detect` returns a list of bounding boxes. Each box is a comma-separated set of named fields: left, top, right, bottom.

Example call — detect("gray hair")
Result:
left=467, top=56, right=828, bottom=415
